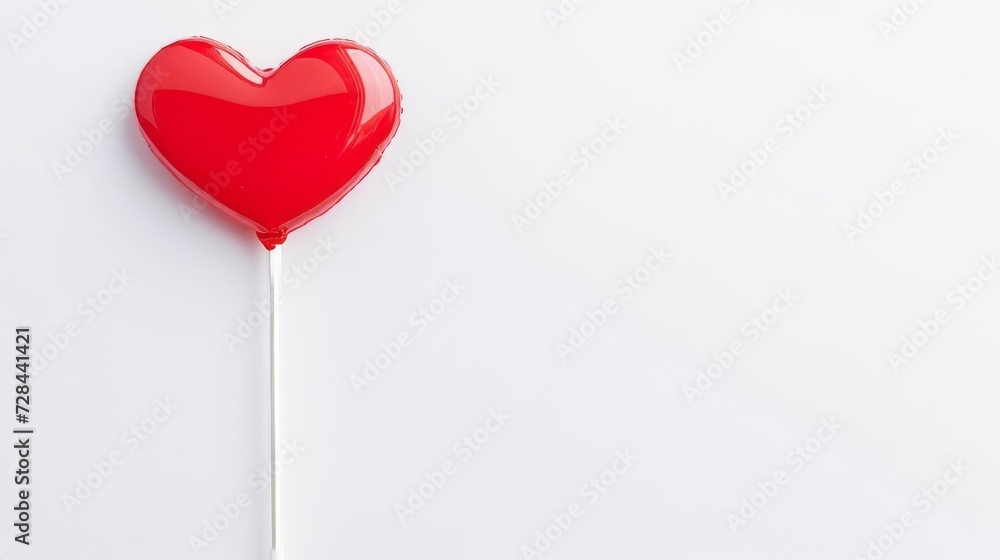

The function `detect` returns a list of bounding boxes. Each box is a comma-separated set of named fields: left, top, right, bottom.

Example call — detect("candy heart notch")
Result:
left=135, top=37, right=402, bottom=249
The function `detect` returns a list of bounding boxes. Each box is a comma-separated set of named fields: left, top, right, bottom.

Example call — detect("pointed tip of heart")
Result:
left=257, top=231, right=288, bottom=251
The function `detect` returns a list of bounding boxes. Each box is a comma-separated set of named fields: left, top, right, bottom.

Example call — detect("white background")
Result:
left=2, top=0, right=999, bottom=559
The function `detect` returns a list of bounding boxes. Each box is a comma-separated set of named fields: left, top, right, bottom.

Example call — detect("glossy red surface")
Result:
left=135, top=37, right=402, bottom=249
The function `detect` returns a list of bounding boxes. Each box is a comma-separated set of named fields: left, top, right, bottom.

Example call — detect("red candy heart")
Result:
left=135, top=37, right=402, bottom=249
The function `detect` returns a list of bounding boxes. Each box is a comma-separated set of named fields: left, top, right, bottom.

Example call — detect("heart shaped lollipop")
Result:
left=134, top=38, right=403, bottom=559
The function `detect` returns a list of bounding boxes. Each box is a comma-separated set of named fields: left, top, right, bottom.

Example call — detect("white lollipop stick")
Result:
left=269, top=246, right=282, bottom=560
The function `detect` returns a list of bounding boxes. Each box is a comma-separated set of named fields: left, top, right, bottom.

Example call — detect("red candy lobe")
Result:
left=135, top=37, right=402, bottom=249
